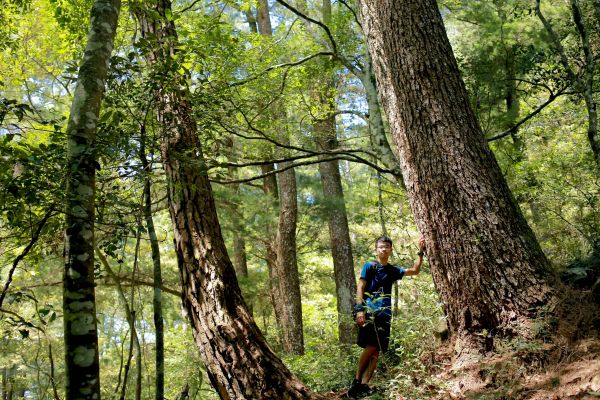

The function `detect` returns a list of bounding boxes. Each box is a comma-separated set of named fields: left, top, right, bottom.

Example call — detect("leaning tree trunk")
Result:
left=134, top=1, right=322, bottom=398
left=62, top=1, right=120, bottom=399
left=358, top=0, right=553, bottom=359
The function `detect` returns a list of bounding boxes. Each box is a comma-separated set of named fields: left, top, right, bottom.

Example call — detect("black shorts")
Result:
left=357, top=315, right=391, bottom=352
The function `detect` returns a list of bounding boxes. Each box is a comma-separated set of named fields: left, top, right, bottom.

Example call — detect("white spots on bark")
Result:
left=85, top=111, right=98, bottom=130
left=80, top=228, right=93, bottom=241
left=87, top=40, right=105, bottom=52
left=69, top=85, right=88, bottom=126
left=77, top=253, right=90, bottom=262
left=77, top=184, right=94, bottom=198
left=338, top=286, right=351, bottom=304
left=72, top=205, right=88, bottom=218
left=73, top=346, right=96, bottom=367
left=101, top=22, right=113, bottom=33
left=69, top=300, right=94, bottom=312
left=67, top=267, right=81, bottom=279
left=72, top=319, right=94, bottom=335
left=71, top=312, right=95, bottom=335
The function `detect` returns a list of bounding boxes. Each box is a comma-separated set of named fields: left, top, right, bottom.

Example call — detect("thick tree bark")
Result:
left=139, top=125, right=165, bottom=400
left=62, top=1, right=120, bottom=399
left=358, top=0, right=553, bottom=358
left=134, top=1, right=321, bottom=398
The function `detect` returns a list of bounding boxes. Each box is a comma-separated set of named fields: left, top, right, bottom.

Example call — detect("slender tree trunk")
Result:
left=131, top=229, right=143, bottom=400
left=63, top=1, right=120, bottom=399
left=536, top=0, right=599, bottom=172
left=261, top=164, right=284, bottom=338
left=2, top=368, right=6, bottom=400
left=358, top=0, right=553, bottom=360
left=316, top=114, right=357, bottom=345
left=308, top=1, right=357, bottom=343
left=133, top=2, right=322, bottom=398
left=224, top=138, right=249, bottom=280
left=47, top=342, right=60, bottom=400
left=139, top=124, right=165, bottom=400
left=254, top=1, right=286, bottom=341
left=257, top=0, right=304, bottom=355
left=505, top=50, right=523, bottom=155
left=361, top=59, right=404, bottom=182
left=97, top=249, right=142, bottom=400
left=274, top=151, right=304, bottom=354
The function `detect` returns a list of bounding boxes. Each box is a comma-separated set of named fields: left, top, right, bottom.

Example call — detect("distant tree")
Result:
left=62, top=0, right=121, bottom=398
left=358, top=0, right=554, bottom=361
left=536, top=0, right=598, bottom=173
left=248, top=0, right=305, bottom=355
left=296, top=0, right=357, bottom=345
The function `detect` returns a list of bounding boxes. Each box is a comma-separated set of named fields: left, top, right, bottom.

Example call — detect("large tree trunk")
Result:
left=358, top=0, right=553, bottom=359
left=62, top=1, right=120, bottom=399
left=134, top=2, right=321, bottom=398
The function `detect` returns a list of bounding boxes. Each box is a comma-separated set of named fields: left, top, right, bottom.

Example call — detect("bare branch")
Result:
left=0, top=207, right=56, bottom=309
left=275, top=0, right=338, bottom=54
left=338, top=0, right=362, bottom=28
left=211, top=154, right=394, bottom=185
left=487, top=90, right=565, bottom=142
left=230, top=51, right=335, bottom=87
left=535, top=0, right=578, bottom=84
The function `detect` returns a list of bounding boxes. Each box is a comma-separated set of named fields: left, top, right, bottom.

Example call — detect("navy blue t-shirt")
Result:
left=360, top=261, right=406, bottom=318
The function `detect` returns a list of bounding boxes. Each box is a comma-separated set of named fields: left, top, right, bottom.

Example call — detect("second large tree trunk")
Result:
left=358, top=0, right=553, bottom=358
left=134, top=1, right=321, bottom=398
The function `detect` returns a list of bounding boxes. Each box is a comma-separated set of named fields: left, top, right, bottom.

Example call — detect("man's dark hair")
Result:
left=375, top=235, right=393, bottom=246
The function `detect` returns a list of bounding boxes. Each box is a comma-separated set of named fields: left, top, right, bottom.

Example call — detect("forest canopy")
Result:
left=0, top=0, right=599, bottom=399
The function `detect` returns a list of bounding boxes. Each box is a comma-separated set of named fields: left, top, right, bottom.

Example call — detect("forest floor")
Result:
left=424, top=337, right=600, bottom=399
left=327, top=290, right=600, bottom=399
left=327, top=337, right=600, bottom=399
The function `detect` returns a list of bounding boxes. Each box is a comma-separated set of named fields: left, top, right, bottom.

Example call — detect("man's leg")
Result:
left=361, top=350, right=379, bottom=384
left=355, top=345, right=378, bottom=381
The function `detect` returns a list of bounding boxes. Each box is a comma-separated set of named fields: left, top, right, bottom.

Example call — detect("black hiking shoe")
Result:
left=358, top=383, right=374, bottom=397
left=347, top=378, right=362, bottom=398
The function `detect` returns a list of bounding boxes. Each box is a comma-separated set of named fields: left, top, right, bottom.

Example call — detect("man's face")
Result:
left=376, top=241, right=392, bottom=258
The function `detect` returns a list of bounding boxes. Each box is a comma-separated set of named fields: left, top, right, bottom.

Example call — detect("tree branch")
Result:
left=275, top=0, right=337, bottom=54
left=535, top=0, right=578, bottom=84
left=487, top=89, right=566, bottom=142
left=338, top=0, right=362, bottom=28
left=230, top=51, right=335, bottom=87
left=0, top=207, right=56, bottom=309
left=210, top=154, right=394, bottom=185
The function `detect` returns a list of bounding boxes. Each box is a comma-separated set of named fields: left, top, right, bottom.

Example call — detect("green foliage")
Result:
left=1, top=0, right=599, bottom=398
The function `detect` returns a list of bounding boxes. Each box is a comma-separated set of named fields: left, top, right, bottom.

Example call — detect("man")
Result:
left=348, top=235, right=426, bottom=398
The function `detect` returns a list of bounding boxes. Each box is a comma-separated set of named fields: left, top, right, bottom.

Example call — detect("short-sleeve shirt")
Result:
left=360, top=261, right=406, bottom=318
